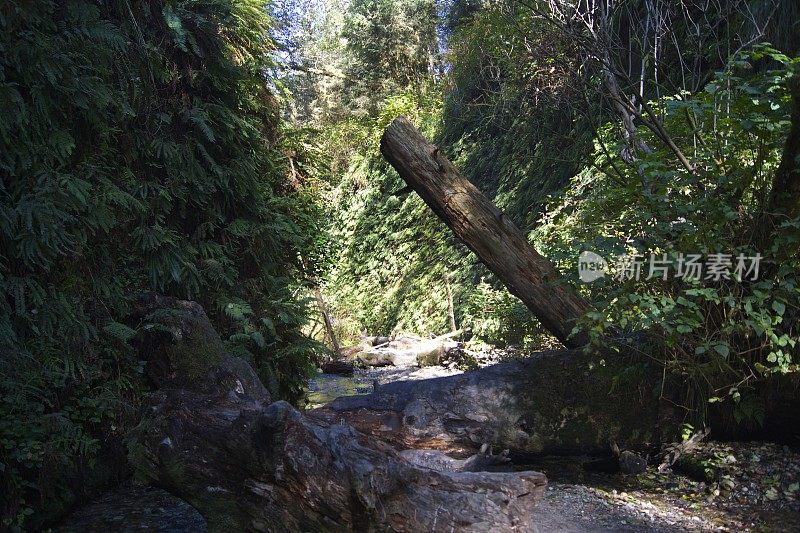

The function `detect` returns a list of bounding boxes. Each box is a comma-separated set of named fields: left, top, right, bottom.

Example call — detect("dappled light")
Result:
left=2, top=0, right=799, bottom=531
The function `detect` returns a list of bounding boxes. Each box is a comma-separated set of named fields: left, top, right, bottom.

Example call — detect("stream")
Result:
left=304, top=364, right=461, bottom=409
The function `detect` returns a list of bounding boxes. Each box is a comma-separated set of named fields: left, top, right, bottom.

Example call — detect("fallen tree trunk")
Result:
left=380, top=117, right=592, bottom=347
left=347, top=336, right=461, bottom=368
left=133, top=392, right=547, bottom=531
left=320, top=359, right=355, bottom=375
left=128, top=295, right=547, bottom=531
left=314, top=348, right=673, bottom=457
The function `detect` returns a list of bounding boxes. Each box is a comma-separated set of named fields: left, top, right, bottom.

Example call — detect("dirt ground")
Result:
left=530, top=444, right=800, bottom=532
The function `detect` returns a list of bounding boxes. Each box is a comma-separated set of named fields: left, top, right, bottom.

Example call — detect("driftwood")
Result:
left=128, top=295, right=548, bottom=531
left=315, top=348, right=673, bottom=457
left=380, top=117, right=592, bottom=348
left=658, top=427, right=711, bottom=473
left=400, top=444, right=511, bottom=472
left=337, top=332, right=462, bottom=369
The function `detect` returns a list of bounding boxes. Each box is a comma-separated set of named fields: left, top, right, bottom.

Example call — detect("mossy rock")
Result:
left=416, top=345, right=444, bottom=367
left=133, top=295, right=227, bottom=389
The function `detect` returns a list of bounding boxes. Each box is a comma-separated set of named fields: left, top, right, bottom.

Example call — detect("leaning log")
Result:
left=380, top=117, right=591, bottom=347
left=128, top=295, right=547, bottom=531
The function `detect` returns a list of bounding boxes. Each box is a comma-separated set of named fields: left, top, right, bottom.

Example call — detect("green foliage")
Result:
left=325, top=94, right=462, bottom=340
left=304, top=1, right=588, bottom=346
left=441, top=2, right=593, bottom=227
left=311, top=0, right=799, bottom=438
left=0, top=0, right=322, bottom=527
left=535, top=45, right=800, bottom=425
left=460, top=279, right=555, bottom=349
left=341, top=0, right=439, bottom=102
left=282, top=1, right=799, bottom=441
left=273, top=0, right=441, bottom=124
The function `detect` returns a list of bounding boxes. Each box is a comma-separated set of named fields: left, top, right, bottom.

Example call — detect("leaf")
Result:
left=713, top=343, right=730, bottom=357
left=102, top=322, right=136, bottom=342
left=251, top=331, right=266, bottom=349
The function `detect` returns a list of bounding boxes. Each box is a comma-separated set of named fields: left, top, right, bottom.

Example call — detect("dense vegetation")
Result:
left=0, top=0, right=323, bottom=527
left=1, top=0, right=798, bottom=528
left=280, top=0, right=799, bottom=428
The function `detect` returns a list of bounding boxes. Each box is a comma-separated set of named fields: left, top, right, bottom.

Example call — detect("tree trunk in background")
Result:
left=315, top=287, right=340, bottom=355
left=444, top=271, right=457, bottom=332
left=380, top=117, right=591, bottom=348
left=767, top=77, right=800, bottom=220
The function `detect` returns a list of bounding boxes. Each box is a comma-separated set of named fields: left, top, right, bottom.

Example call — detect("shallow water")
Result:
left=303, top=364, right=463, bottom=409
left=304, top=371, right=374, bottom=408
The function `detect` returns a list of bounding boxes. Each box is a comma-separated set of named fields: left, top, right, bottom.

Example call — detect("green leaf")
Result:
left=713, top=343, right=730, bottom=358
left=251, top=331, right=266, bottom=349
left=102, top=322, right=136, bottom=342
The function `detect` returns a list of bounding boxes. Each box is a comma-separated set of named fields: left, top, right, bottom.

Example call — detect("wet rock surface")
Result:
left=306, top=338, right=508, bottom=409
left=58, top=483, right=206, bottom=532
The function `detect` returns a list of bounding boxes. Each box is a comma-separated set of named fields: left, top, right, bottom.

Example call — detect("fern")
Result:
left=0, top=0, right=322, bottom=526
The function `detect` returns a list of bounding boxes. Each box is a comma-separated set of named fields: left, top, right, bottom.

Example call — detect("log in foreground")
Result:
left=315, top=348, right=670, bottom=457
left=128, top=295, right=547, bottom=531
left=380, top=117, right=591, bottom=347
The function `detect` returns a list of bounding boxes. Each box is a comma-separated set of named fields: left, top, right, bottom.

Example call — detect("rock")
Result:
left=131, top=293, right=269, bottom=400
left=373, top=335, right=391, bottom=346
left=416, top=343, right=445, bottom=367
left=619, top=450, right=648, bottom=475
left=320, top=360, right=354, bottom=375
left=318, top=348, right=670, bottom=456
left=356, top=350, right=395, bottom=367
left=128, top=296, right=550, bottom=531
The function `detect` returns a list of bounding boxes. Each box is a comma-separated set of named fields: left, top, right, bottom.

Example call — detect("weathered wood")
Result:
left=346, top=334, right=461, bottom=368
left=133, top=391, right=547, bottom=532
left=380, top=117, right=592, bottom=347
left=314, top=287, right=341, bottom=355
left=129, top=296, right=548, bottom=532
left=314, top=348, right=670, bottom=457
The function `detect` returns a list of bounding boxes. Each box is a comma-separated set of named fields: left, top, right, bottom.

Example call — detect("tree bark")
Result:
left=767, top=77, right=800, bottom=220
left=133, top=392, right=547, bottom=532
left=315, top=287, right=341, bottom=355
left=314, top=348, right=671, bottom=458
left=128, top=295, right=548, bottom=532
left=380, top=117, right=592, bottom=348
